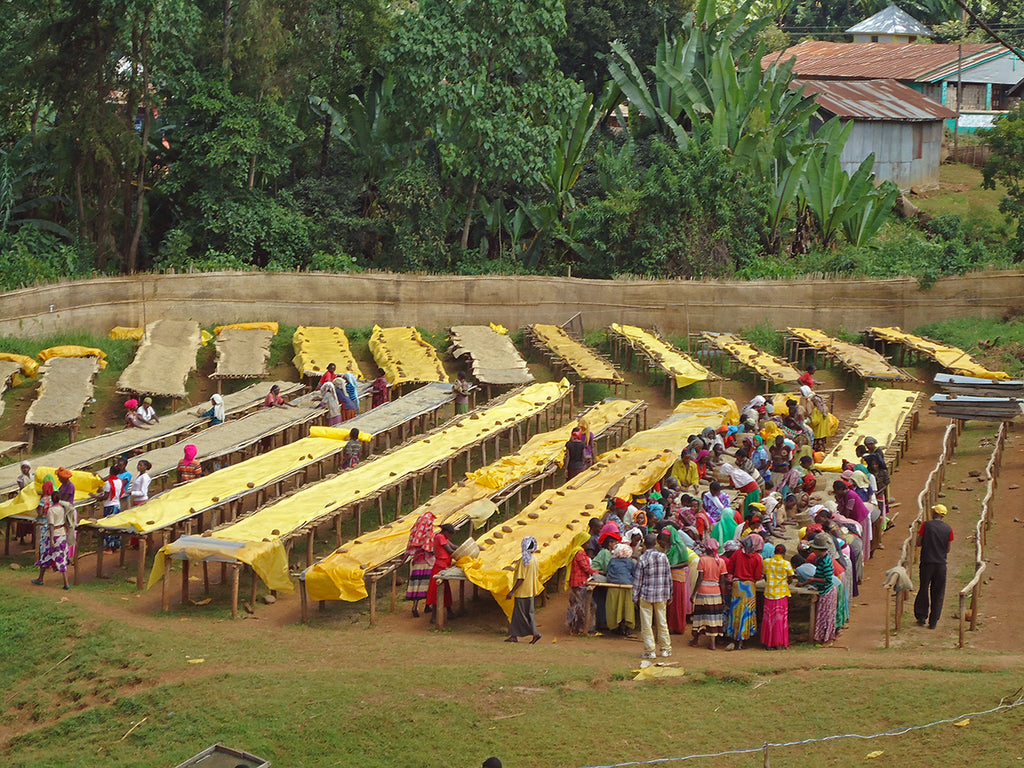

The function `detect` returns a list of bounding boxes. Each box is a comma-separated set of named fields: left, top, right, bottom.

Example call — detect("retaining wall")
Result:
left=0, top=270, right=1021, bottom=339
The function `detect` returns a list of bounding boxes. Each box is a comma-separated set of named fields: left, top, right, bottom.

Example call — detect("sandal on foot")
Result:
left=31, top=578, right=43, bottom=586
left=530, top=635, right=542, bottom=645
left=504, top=636, right=518, bottom=643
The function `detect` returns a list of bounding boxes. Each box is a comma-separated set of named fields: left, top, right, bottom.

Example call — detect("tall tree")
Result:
left=383, top=0, right=583, bottom=252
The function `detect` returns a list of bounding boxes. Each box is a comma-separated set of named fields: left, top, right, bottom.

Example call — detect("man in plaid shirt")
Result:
left=633, top=532, right=673, bottom=660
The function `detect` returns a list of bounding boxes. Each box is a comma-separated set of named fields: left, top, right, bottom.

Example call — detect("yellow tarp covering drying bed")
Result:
left=816, top=388, right=922, bottom=473
left=462, top=445, right=676, bottom=618
left=0, top=352, right=39, bottom=377
left=84, top=431, right=354, bottom=535
left=304, top=398, right=640, bottom=602
left=701, top=332, right=799, bottom=384
left=291, top=326, right=362, bottom=379
left=0, top=467, right=104, bottom=521
left=529, top=324, right=622, bottom=382
left=788, top=328, right=913, bottom=381
left=609, top=323, right=715, bottom=388
left=37, top=345, right=107, bottom=370
left=148, top=380, right=571, bottom=592
left=868, top=327, right=1008, bottom=380
left=624, top=397, right=738, bottom=455
left=369, top=325, right=449, bottom=386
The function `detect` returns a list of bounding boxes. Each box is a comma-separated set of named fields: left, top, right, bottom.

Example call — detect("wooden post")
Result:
left=436, top=576, right=446, bottom=629
left=391, top=570, right=397, bottom=614
left=96, top=531, right=105, bottom=578
left=306, top=529, right=315, bottom=567
left=369, top=578, right=378, bottom=626
left=300, top=576, right=309, bottom=623
left=161, top=553, right=170, bottom=611
left=250, top=565, right=258, bottom=605
left=202, top=561, right=210, bottom=594
left=231, top=565, right=240, bottom=619
left=181, top=557, right=190, bottom=605
left=958, top=593, right=966, bottom=648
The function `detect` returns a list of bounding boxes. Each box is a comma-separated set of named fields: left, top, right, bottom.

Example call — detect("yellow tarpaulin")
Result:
left=148, top=380, right=571, bottom=593
left=816, top=388, right=922, bottom=472
left=86, top=431, right=350, bottom=534
left=701, top=332, right=798, bottom=384
left=624, top=397, right=737, bottom=454
left=369, top=325, right=449, bottom=386
left=610, top=324, right=714, bottom=388
left=0, top=467, right=104, bottom=521
left=149, top=537, right=293, bottom=593
left=37, top=345, right=107, bottom=370
left=489, top=322, right=508, bottom=335
left=108, top=326, right=144, bottom=341
left=291, top=326, right=362, bottom=379
left=868, top=326, right=1008, bottom=380
left=214, top=322, right=279, bottom=335
left=461, top=445, right=676, bottom=618
left=0, top=352, right=38, bottom=377
left=530, top=324, right=622, bottom=382
left=788, top=327, right=911, bottom=381
left=304, top=398, right=640, bottom=602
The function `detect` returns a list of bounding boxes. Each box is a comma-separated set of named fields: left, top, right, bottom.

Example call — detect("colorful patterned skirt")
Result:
left=566, top=585, right=592, bottom=634
left=36, top=534, right=70, bottom=573
left=691, top=583, right=726, bottom=635
left=728, top=579, right=758, bottom=640
left=814, top=586, right=838, bottom=644
left=406, top=554, right=433, bottom=601
left=761, top=596, right=789, bottom=648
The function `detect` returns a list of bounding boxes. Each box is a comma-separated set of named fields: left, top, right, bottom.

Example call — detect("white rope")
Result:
left=575, top=690, right=1024, bottom=768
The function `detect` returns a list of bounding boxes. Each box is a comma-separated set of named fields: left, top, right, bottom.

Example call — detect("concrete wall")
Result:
left=1, top=270, right=1022, bottom=340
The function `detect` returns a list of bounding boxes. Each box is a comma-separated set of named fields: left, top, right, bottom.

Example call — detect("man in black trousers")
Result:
left=915, top=503, right=953, bottom=629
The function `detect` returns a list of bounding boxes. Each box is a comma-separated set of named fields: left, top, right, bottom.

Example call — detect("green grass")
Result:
left=741, top=322, right=784, bottom=356
left=914, top=163, right=1014, bottom=235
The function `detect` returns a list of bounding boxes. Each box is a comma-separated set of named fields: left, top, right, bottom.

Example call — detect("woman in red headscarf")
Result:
left=405, top=510, right=436, bottom=617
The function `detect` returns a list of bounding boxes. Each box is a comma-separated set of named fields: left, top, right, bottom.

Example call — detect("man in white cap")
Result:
left=915, top=504, right=953, bottom=628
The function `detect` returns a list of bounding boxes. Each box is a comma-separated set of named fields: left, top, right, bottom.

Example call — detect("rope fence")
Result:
left=958, top=421, right=1008, bottom=648
left=575, top=689, right=1024, bottom=768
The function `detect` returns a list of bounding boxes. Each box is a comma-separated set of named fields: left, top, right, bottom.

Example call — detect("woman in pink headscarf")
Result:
left=123, top=399, right=149, bottom=429
left=176, top=444, right=202, bottom=486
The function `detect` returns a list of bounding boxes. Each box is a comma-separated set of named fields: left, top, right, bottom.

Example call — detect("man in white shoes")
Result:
left=633, top=532, right=673, bottom=663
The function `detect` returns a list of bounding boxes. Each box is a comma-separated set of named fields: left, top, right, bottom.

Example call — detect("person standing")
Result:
left=505, top=536, right=542, bottom=644
left=453, top=372, right=471, bottom=414
left=371, top=367, right=390, bottom=408
left=426, top=523, right=457, bottom=624
left=564, top=428, right=587, bottom=480
left=761, top=543, right=795, bottom=649
left=566, top=543, right=597, bottom=635
left=915, top=504, right=953, bottom=629
left=31, top=493, right=76, bottom=590
left=137, top=396, right=160, bottom=424
left=634, top=532, right=672, bottom=661
left=95, top=467, right=125, bottom=552
left=405, top=510, right=436, bottom=618
left=689, top=539, right=728, bottom=650
left=176, top=445, right=203, bottom=486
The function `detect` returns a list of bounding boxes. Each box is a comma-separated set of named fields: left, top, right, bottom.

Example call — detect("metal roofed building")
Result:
left=846, top=4, right=933, bottom=43
left=769, top=40, right=1024, bottom=131
left=793, top=78, right=958, bottom=191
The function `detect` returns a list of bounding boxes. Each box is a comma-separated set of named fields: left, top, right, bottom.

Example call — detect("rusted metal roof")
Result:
left=846, top=4, right=932, bottom=37
left=767, top=41, right=1004, bottom=82
left=793, top=78, right=958, bottom=121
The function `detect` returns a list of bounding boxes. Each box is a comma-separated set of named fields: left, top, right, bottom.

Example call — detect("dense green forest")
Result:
left=1, top=0, right=1022, bottom=288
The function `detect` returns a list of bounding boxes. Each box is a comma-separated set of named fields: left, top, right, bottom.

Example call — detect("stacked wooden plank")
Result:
left=930, top=373, right=1024, bottom=421
left=448, top=325, right=533, bottom=386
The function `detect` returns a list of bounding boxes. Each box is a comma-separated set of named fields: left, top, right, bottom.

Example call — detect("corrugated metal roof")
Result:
left=846, top=4, right=932, bottom=37
left=793, top=78, right=958, bottom=121
left=768, top=41, right=1005, bottom=82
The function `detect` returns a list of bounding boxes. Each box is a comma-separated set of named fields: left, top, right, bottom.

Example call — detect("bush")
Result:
left=0, top=229, right=93, bottom=289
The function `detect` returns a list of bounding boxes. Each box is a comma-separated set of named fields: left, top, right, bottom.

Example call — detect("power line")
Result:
left=574, top=690, right=1024, bottom=768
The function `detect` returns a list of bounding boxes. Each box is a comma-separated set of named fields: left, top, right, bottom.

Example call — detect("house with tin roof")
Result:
left=770, top=40, right=1024, bottom=131
left=793, top=78, right=957, bottom=191
left=846, top=4, right=933, bottom=43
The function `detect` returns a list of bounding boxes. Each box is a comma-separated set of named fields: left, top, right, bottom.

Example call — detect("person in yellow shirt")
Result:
left=505, top=537, right=542, bottom=644
left=761, top=543, right=795, bottom=649
left=670, top=450, right=699, bottom=491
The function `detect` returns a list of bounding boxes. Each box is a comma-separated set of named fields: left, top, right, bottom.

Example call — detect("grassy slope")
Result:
left=913, top=163, right=1014, bottom=236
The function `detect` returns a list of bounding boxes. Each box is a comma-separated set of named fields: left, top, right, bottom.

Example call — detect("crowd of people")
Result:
left=556, top=371, right=898, bottom=656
